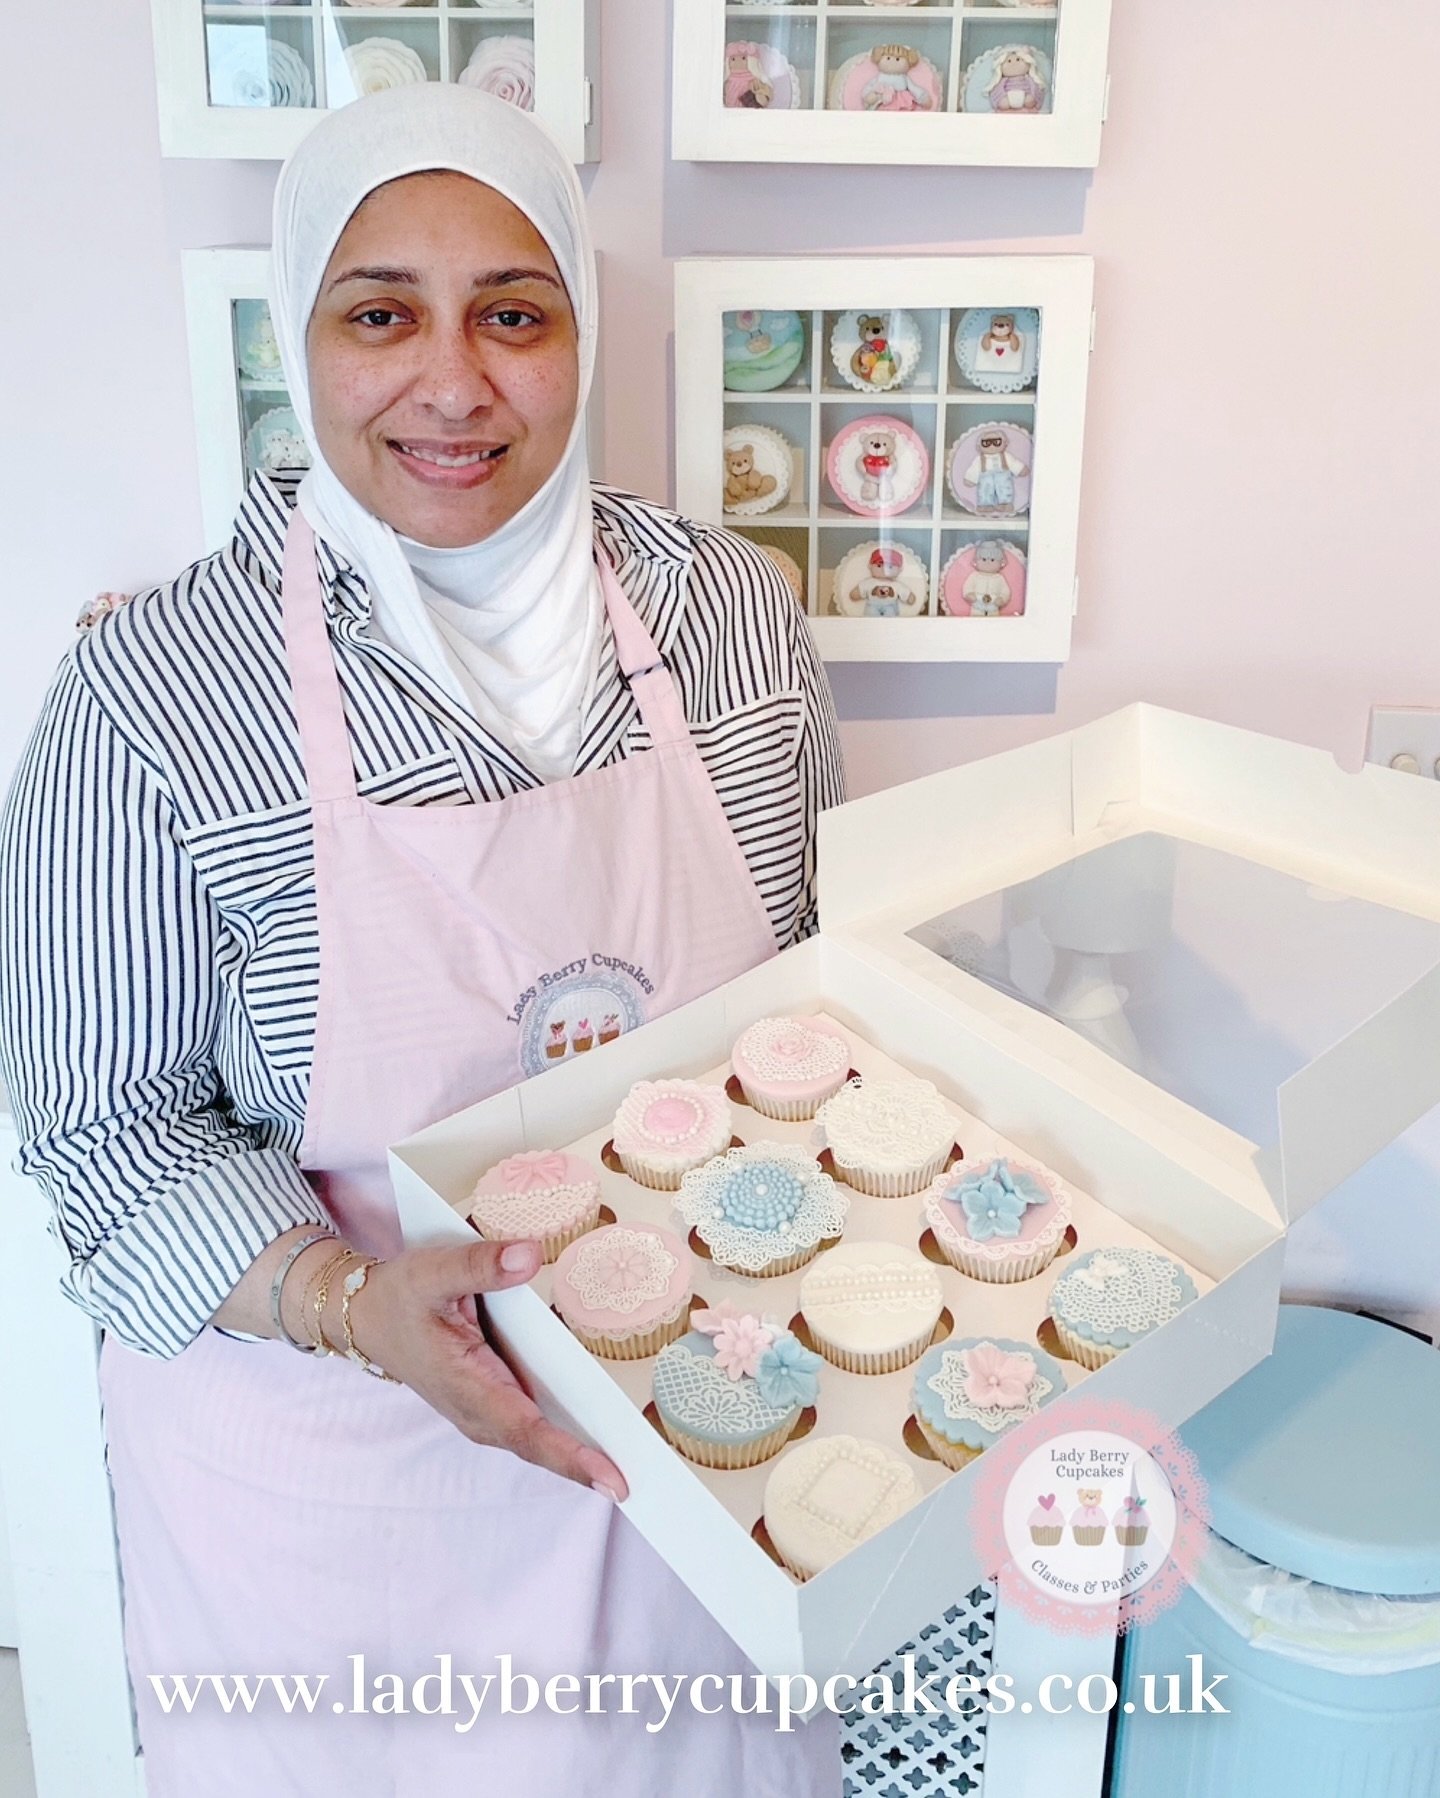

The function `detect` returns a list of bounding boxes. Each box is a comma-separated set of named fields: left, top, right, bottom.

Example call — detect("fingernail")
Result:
left=591, top=1478, right=624, bottom=1503
left=500, top=1243, right=535, bottom=1272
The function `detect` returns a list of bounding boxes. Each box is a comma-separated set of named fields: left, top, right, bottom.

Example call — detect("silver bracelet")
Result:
left=270, top=1230, right=335, bottom=1353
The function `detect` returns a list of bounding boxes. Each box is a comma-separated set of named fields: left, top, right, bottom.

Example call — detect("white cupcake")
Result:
left=799, top=1242, right=944, bottom=1374
left=815, top=1077, right=957, bottom=1198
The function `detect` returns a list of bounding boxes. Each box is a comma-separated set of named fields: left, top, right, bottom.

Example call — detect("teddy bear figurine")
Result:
left=724, top=441, right=778, bottom=508
left=856, top=429, right=898, bottom=506
left=850, top=314, right=899, bottom=387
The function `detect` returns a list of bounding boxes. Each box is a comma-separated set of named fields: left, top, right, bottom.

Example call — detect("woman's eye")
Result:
left=486, top=307, right=540, bottom=329
left=353, top=307, right=404, bottom=328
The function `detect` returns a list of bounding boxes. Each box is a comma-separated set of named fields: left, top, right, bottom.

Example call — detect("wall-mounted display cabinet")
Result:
left=181, top=247, right=605, bottom=550
left=151, top=0, right=597, bottom=161
left=672, top=0, right=1112, bottom=166
left=675, top=254, right=1093, bottom=663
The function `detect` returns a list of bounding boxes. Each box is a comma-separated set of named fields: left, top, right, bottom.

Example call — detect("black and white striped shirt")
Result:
left=0, top=471, right=846, bottom=1359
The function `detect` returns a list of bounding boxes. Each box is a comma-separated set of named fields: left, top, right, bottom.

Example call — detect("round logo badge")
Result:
left=969, top=1397, right=1210, bottom=1634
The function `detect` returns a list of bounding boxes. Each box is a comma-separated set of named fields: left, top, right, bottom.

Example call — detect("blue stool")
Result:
left=1110, top=1304, right=1440, bottom=1798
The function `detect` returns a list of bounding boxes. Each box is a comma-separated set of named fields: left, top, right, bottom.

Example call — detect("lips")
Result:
left=388, top=437, right=509, bottom=490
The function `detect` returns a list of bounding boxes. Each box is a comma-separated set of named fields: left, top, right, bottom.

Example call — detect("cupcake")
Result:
left=571, top=1019, right=594, bottom=1053
left=911, top=1336, right=1066, bottom=1470
left=1029, top=1494, right=1063, bottom=1545
left=1114, top=1495, right=1149, bottom=1547
left=762, top=1435, right=923, bottom=1582
left=799, top=1242, right=944, bottom=1374
left=922, top=1155, right=1071, bottom=1284
left=551, top=1223, right=694, bottom=1360
left=466, top=1148, right=602, bottom=1263
left=816, top=1078, right=957, bottom=1198
left=610, top=1079, right=734, bottom=1191
left=652, top=1303, right=822, bottom=1470
left=730, top=1015, right=852, bottom=1121
left=1046, top=1246, right=1198, bottom=1369
left=1071, top=1490, right=1108, bottom=1547
left=673, top=1143, right=849, bottom=1277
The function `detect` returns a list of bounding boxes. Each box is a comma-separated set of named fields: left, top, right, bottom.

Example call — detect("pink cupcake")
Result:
left=551, top=1222, right=695, bottom=1360
left=610, top=1079, right=734, bottom=1190
left=467, top=1149, right=602, bottom=1264
left=731, top=1015, right=853, bottom=1121
left=922, top=1155, right=1071, bottom=1283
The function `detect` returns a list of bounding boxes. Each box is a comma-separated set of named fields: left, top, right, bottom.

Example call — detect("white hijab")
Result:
left=268, top=84, right=601, bottom=782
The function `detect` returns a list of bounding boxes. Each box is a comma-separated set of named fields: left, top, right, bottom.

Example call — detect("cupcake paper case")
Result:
left=1029, top=1494, right=1063, bottom=1545
left=912, top=1336, right=1066, bottom=1470
left=816, top=1077, right=957, bottom=1197
left=674, top=1143, right=849, bottom=1277
left=922, top=1154, right=1071, bottom=1284
left=731, top=1014, right=852, bottom=1120
left=1046, top=1246, right=1199, bottom=1369
left=610, top=1079, right=734, bottom=1190
left=652, top=1304, right=822, bottom=1470
left=763, top=1435, right=923, bottom=1581
left=551, top=1222, right=694, bottom=1361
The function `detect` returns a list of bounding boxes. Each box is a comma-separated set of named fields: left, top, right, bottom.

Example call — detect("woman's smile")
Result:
left=387, top=435, right=510, bottom=487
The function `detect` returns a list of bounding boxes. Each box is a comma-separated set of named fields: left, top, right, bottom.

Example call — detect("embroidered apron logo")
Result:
left=509, top=955, right=654, bottom=1076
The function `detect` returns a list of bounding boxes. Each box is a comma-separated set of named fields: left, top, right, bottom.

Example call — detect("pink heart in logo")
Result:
left=1037, top=1493, right=1056, bottom=1510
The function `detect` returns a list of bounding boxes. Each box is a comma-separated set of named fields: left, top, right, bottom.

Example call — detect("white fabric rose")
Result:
left=341, top=37, right=429, bottom=97
left=456, top=35, right=535, bottom=110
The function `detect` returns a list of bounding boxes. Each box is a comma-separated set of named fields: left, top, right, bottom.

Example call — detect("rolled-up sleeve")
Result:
left=0, top=653, right=326, bottom=1358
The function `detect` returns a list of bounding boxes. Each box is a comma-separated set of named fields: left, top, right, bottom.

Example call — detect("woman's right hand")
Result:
left=328, top=1238, right=629, bottom=1502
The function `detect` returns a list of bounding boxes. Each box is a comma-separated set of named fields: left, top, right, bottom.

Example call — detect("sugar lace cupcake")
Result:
left=815, top=1077, right=957, bottom=1198
left=731, top=1014, right=853, bottom=1121
left=762, top=1436, right=923, bottom=1582
left=799, top=1241, right=944, bottom=1374
left=652, top=1303, right=822, bottom=1470
left=674, top=1143, right=849, bottom=1277
left=610, top=1079, right=734, bottom=1190
left=551, top=1223, right=694, bottom=1360
left=1046, top=1246, right=1198, bottom=1369
left=466, top=1149, right=602, bottom=1263
left=911, top=1336, right=1066, bottom=1470
left=922, top=1155, right=1071, bottom=1283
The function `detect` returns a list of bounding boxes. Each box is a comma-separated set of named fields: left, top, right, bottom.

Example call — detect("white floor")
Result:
left=1, top=1649, right=38, bottom=1798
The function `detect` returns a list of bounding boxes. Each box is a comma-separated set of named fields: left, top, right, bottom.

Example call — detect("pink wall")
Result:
left=3, top=0, right=1439, bottom=1323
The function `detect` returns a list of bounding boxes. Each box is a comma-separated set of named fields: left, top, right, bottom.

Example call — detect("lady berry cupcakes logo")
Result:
left=970, top=1397, right=1210, bottom=1635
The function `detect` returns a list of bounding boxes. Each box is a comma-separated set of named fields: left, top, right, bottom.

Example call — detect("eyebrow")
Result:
left=324, top=264, right=563, bottom=295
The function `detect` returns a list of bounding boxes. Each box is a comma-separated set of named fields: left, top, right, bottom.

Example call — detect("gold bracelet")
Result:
left=309, top=1247, right=361, bottom=1356
left=340, top=1257, right=400, bottom=1384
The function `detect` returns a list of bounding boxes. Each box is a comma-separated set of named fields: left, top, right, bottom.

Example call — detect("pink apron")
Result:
left=98, top=514, right=840, bottom=1795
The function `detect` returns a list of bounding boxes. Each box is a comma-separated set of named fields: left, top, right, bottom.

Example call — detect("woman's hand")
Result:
left=336, top=1238, right=629, bottom=1501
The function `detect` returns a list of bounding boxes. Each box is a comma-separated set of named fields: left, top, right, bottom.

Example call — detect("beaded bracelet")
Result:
left=269, top=1230, right=335, bottom=1354
left=340, top=1257, right=400, bottom=1384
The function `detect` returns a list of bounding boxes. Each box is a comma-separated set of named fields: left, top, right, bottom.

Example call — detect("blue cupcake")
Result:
left=912, top=1335, right=1067, bottom=1468
left=653, top=1304, right=823, bottom=1469
left=674, top=1143, right=849, bottom=1276
left=1047, top=1247, right=1198, bottom=1368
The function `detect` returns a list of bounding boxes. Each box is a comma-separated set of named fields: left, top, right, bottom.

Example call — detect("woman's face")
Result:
left=306, top=170, right=580, bottom=548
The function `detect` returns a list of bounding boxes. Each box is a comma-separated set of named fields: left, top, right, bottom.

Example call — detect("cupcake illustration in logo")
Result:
left=1029, top=1493, right=1062, bottom=1546
left=599, top=1013, right=622, bottom=1045
left=1115, top=1494, right=1149, bottom=1547
left=572, top=1018, right=594, bottom=1054
left=546, top=1020, right=568, bottom=1061
left=1071, top=1489, right=1108, bottom=1547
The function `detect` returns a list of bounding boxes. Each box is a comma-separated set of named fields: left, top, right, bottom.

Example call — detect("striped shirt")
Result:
left=0, top=471, right=846, bottom=1358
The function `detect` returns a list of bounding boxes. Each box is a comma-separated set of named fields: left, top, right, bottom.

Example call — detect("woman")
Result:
left=0, top=86, right=845, bottom=1794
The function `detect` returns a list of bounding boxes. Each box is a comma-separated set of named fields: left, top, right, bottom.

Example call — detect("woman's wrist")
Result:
left=279, top=1235, right=350, bottom=1350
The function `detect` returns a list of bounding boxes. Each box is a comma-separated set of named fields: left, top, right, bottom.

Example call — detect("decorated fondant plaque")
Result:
left=940, top=540, right=1027, bottom=617
left=947, top=422, right=1033, bottom=517
left=829, top=45, right=944, bottom=113
left=829, top=309, right=923, bottom=394
left=953, top=307, right=1040, bottom=393
left=832, top=540, right=929, bottom=618
left=827, top=414, right=931, bottom=518
left=723, top=423, right=794, bottom=517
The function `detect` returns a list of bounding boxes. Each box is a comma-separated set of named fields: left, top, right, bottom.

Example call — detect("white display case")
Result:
left=673, top=0, right=1113, bottom=167
left=151, top=0, right=597, bottom=162
left=675, top=254, right=1093, bottom=663
left=388, top=707, right=1440, bottom=1687
left=182, top=246, right=605, bottom=551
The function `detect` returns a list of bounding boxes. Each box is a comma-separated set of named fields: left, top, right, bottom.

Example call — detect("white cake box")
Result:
left=389, top=705, right=1440, bottom=1686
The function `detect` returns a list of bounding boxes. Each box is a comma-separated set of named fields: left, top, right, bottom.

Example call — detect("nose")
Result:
left=408, top=321, right=498, bottom=419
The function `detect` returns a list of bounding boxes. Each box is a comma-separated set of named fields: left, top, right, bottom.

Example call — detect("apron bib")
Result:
left=98, top=514, right=839, bottom=1796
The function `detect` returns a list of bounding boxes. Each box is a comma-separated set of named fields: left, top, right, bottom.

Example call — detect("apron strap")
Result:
left=596, top=551, right=691, bottom=750
left=281, top=512, right=360, bottom=803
